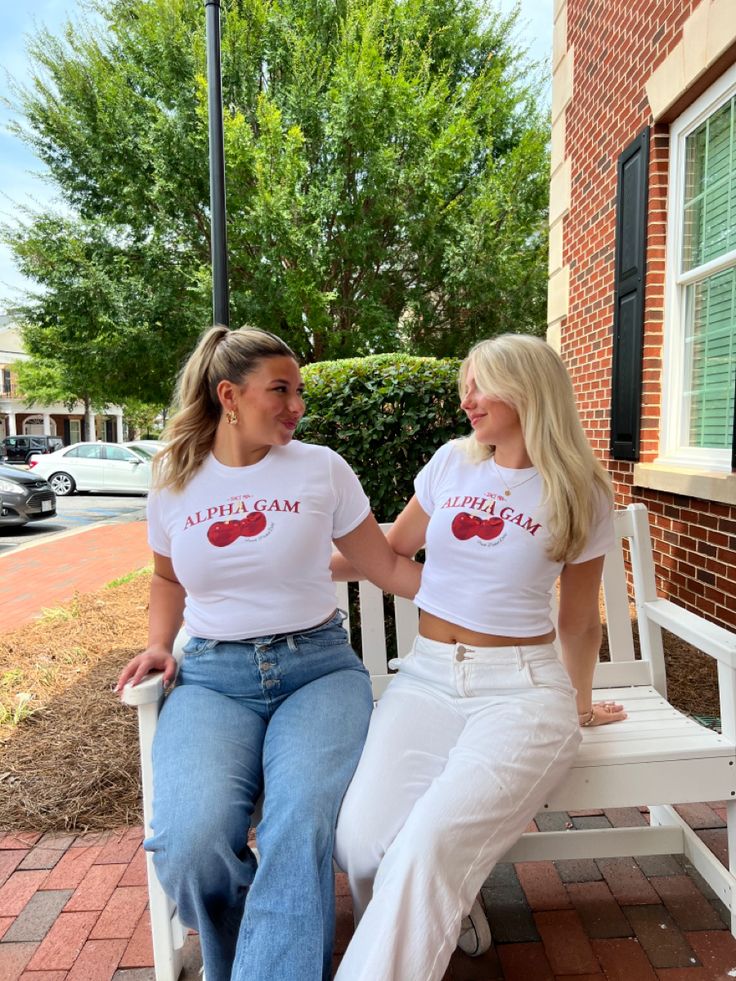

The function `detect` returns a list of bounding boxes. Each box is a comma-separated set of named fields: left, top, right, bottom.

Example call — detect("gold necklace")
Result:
left=492, top=458, right=539, bottom=497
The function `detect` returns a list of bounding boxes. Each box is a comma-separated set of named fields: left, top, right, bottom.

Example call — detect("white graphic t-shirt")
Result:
left=412, top=441, right=614, bottom=636
left=147, top=441, right=370, bottom=640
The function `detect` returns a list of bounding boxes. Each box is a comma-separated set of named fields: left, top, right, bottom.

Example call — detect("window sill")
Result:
left=633, top=463, right=736, bottom=505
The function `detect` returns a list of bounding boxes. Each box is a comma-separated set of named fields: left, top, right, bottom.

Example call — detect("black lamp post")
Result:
left=204, top=0, right=229, bottom=327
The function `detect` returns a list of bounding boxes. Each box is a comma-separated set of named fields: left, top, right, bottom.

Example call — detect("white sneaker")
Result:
left=457, top=896, right=492, bottom=956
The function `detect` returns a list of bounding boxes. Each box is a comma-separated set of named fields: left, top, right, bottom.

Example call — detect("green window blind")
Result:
left=681, top=95, right=736, bottom=449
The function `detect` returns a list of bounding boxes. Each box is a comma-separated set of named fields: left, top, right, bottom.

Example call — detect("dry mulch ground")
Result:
left=0, top=572, right=151, bottom=833
left=0, top=572, right=722, bottom=834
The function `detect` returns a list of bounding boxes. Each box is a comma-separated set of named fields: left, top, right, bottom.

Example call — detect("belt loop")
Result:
left=286, top=633, right=297, bottom=652
left=515, top=645, right=523, bottom=670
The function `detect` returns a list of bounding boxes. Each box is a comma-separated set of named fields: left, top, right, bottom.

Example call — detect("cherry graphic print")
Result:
left=207, top=512, right=267, bottom=547
left=451, top=512, right=504, bottom=542
left=207, top=521, right=240, bottom=548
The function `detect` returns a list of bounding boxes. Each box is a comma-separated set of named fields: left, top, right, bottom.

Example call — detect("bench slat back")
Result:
left=601, top=512, right=637, bottom=663
left=358, top=579, right=391, bottom=678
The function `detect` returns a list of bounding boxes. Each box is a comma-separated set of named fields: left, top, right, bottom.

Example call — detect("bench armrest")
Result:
left=119, top=628, right=187, bottom=710
left=121, top=672, right=166, bottom=707
left=643, top=599, right=736, bottom=669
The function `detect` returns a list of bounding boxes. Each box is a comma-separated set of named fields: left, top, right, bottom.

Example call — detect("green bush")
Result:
left=300, top=354, right=467, bottom=521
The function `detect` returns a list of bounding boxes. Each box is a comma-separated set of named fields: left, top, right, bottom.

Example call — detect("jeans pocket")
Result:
left=181, top=636, right=219, bottom=658
left=526, top=658, right=576, bottom=697
left=295, top=616, right=349, bottom=649
left=388, top=649, right=417, bottom=672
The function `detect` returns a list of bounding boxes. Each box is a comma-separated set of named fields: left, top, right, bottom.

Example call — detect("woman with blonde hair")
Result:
left=116, top=325, right=420, bottom=981
left=332, top=333, right=626, bottom=981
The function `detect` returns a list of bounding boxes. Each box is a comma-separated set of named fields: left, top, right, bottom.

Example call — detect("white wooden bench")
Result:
left=123, top=503, right=736, bottom=981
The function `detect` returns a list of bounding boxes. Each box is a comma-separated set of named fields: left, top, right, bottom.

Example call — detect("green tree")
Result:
left=13, top=360, right=80, bottom=412
left=13, top=357, right=103, bottom=441
left=5, top=0, right=549, bottom=401
left=7, top=212, right=200, bottom=405
left=122, top=398, right=165, bottom=438
left=14, top=349, right=162, bottom=438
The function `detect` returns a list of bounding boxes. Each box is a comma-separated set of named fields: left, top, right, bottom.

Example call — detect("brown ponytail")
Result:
left=154, top=325, right=297, bottom=492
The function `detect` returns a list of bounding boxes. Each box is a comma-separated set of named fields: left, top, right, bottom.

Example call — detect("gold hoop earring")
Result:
left=225, top=409, right=239, bottom=426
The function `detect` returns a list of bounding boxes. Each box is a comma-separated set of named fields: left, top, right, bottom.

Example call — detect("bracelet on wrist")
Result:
left=578, top=708, right=595, bottom=727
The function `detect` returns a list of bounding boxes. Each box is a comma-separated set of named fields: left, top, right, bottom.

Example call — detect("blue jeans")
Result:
left=145, top=612, right=373, bottom=981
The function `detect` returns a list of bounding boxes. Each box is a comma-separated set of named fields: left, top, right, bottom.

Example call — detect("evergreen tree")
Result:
left=4, top=0, right=549, bottom=403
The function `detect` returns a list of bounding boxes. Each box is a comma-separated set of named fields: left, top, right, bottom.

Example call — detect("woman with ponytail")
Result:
left=332, top=334, right=626, bottom=981
left=116, top=325, right=420, bottom=981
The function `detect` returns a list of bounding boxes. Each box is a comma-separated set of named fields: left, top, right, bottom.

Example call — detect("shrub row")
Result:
left=301, top=353, right=468, bottom=521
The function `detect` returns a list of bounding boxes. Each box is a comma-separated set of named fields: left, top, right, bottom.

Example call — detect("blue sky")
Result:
left=0, top=0, right=553, bottom=311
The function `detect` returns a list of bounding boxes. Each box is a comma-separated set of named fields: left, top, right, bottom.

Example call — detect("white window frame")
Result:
left=659, top=62, right=736, bottom=473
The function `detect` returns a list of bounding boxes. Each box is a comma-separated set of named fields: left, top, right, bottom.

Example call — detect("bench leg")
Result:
left=650, top=803, right=736, bottom=935
left=147, top=851, right=185, bottom=981
left=728, top=799, right=736, bottom=937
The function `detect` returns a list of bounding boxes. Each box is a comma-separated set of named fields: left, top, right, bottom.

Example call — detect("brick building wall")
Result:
left=559, top=0, right=736, bottom=629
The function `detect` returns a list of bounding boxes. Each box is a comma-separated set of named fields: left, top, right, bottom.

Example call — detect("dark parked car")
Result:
left=1, top=435, right=64, bottom=464
left=0, top=464, right=57, bottom=527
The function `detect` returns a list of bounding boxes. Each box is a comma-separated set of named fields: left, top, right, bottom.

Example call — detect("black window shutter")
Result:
left=610, top=127, right=649, bottom=461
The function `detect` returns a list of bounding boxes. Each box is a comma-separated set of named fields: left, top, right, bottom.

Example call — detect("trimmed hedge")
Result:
left=300, top=353, right=467, bottom=521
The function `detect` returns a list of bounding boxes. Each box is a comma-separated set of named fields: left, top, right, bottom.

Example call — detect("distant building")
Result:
left=548, top=0, right=736, bottom=630
left=0, top=316, right=125, bottom=443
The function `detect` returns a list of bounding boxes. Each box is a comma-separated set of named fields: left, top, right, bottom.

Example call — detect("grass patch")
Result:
left=106, top=565, right=153, bottom=589
left=0, top=692, right=35, bottom=727
left=0, top=670, right=36, bottom=727
left=38, top=603, right=79, bottom=623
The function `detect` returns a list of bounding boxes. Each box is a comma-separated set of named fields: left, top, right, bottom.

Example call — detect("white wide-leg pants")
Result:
left=334, top=636, right=581, bottom=981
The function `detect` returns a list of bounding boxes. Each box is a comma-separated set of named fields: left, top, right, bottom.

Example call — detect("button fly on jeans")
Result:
left=259, top=662, right=273, bottom=672
left=456, top=645, right=474, bottom=662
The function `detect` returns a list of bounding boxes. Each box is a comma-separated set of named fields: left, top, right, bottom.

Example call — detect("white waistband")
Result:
left=413, top=634, right=557, bottom=662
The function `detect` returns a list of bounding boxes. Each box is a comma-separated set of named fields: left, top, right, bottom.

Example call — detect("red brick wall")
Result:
left=561, top=0, right=736, bottom=629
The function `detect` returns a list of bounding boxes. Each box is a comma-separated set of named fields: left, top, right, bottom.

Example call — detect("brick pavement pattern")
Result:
left=0, top=807, right=735, bottom=980
left=0, top=521, right=150, bottom=629
left=4, top=526, right=736, bottom=977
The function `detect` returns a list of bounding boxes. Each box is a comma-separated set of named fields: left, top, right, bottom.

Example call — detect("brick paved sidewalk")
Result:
left=0, top=520, right=151, bottom=629
left=2, top=803, right=736, bottom=980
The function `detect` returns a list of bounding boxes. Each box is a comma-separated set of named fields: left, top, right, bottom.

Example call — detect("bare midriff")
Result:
left=418, top=610, right=556, bottom=648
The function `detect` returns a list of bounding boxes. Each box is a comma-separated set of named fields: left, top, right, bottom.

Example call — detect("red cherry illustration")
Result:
left=208, top=521, right=241, bottom=547
left=452, top=512, right=481, bottom=540
left=239, top=512, right=267, bottom=537
left=207, top=512, right=267, bottom=546
left=476, top=517, right=504, bottom=541
left=451, top=512, right=505, bottom=542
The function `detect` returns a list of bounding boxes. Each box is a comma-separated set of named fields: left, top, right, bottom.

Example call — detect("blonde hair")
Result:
left=155, top=325, right=297, bottom=492
left=459, top=334, right=612, bottom=563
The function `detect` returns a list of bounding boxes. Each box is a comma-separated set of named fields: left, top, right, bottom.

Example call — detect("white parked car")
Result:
left=28, top=441, right=153, bottom=496
left=124, top=440, right=165, bottom=461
